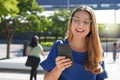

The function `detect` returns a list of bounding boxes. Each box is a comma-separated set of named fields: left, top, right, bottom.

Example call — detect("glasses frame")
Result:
left=71, top=17, right=92, bottom=27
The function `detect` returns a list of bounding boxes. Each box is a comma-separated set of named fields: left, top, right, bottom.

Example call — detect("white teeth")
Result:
left=76, top=29, right=83, bottom=32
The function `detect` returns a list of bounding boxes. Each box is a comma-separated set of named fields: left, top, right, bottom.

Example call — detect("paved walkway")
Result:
left=0, top=44, right=120, bottom=80
left=104, top=52, right=120, bottom=80
left=0, top=70, right=44, bottom=80
left=0, top=52, right=120, bottom=80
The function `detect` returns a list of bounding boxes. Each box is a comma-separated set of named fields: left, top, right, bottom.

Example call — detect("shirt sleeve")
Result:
left=40, top=40, right=61, bottom=72
left=39, top=44, right=43, bottom=51
left=96, top=52, right=108, bottom=80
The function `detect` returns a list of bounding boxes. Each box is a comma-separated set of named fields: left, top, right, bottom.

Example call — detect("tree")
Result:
left=49, top=9, right=71, bottom=39
left=38, top=16, right=52, bottom=41
left=0, top=0, right=43, bottom=58
left=0, top=0, right=19, bottom=58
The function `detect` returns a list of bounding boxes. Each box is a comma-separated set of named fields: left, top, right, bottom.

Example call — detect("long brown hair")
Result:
left=66, top=5, right=103, bottom=74
left=30, top=36, right=39, bottom=48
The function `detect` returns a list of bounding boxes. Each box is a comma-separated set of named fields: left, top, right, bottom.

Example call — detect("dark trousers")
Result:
left=28, top=56, right=40, bottom=80
left=113, top=52, right=117, bottom=62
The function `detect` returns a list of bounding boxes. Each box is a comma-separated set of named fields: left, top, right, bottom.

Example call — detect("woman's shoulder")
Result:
left=49, top=39, right=68, bottom=50
left=37, top=44, right=43, bottom=49
left=54, top=39, right=68, bottom=44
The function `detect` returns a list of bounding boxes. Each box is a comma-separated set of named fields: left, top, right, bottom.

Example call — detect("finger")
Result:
left=62, top=61, right=72, bottom=67
left=55, top=56, right=65, bottom=62
left=60, top=61, right=72, bottom=71
left=55, top=56, right=66, bottom=65
left=56, top=58, right=71, bottom=66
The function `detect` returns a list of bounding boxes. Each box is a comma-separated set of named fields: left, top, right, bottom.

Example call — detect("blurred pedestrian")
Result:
left=26, top=35, right=45, bottom=80
left=112, top=42, right=117, bottom=62
left=23, top=40, right=29, bottom=56
left=117, top=43, right=120, bottom=59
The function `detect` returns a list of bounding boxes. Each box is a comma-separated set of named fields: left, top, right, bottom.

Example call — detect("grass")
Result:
left=40, top=41, right=54, bottom=47
left=0, top=58, right=8, bottom=60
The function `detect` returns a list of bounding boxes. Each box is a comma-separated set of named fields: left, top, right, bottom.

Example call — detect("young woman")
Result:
left=40, top=5, right=108, bottom=80
left=26, top=35, right=45, bottom=80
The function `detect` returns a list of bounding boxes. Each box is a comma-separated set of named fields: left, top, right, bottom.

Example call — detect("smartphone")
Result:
left=57, top=43, right=74, bottom=67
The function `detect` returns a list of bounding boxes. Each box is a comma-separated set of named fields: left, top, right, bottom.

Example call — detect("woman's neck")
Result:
left=69, top=38, right=87, bottom=52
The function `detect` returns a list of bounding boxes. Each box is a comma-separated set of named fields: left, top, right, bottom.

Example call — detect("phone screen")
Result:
left=57, top=44, right=74, bottom=67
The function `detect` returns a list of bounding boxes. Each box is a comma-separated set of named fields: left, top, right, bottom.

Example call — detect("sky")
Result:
left=95, top=9, right=120, bottom=24
left=40, top=9, right=120, bottom=24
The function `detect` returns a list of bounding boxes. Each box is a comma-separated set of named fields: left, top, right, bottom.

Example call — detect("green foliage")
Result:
left=100, top=38, right=118, bottom=42
left=18, top=0, right=43, bottom=14
left=39, top=16, right=52, bottom=33
left=0, top=57, right=8, bottom=60
left=26, top=14, right=40, bottom=31
left=15, top=0, right=44, bottom=33
left=48, top=9, right=71, bottom=37
left=98, top=24, right=105, bottom=36
left=0, top=0, right=19, bottom=16
left=40, top=42, right=54, bottom=47
left=98, top=23, right=120, bottom=38
left=0, top=0, right=44, bottom=58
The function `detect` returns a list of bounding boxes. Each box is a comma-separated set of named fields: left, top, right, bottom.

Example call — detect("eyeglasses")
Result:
left=71, top=17, right=92, bottom=27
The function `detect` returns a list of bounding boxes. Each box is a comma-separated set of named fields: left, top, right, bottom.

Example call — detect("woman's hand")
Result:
left=55, top=56, right=72, bottom=71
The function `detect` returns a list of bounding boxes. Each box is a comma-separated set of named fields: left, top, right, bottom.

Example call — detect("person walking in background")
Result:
left=112, top=42, right=118, bottom=63
left=26, top=35, right=45, bottom=80
left=23, top=40, right=29, bottom=56
left=40, top=5, right=108, bottom=80
left=117, top=43, right=120, bottom=59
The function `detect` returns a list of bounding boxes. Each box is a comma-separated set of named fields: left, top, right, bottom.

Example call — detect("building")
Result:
left=36, top=0, right=120, bottom=10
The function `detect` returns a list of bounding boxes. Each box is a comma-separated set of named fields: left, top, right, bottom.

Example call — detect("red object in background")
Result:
left=1, top=29, right=6, bottom=32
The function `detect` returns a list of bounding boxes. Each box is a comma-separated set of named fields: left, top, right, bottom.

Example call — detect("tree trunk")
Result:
left=6, top=37, right=11, bottom=58
left=6, top=20, right=16, bottom=58
left=6, top=32, right=15, bottom=58
left=1, top=17, right=18, bottom=59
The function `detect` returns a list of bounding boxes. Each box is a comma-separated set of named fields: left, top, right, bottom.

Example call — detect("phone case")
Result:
left=57, top=43, right=74, bottom=67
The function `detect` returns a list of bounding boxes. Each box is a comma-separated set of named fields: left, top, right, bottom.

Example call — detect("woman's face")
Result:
left=71, top=11, right=91, bottom=39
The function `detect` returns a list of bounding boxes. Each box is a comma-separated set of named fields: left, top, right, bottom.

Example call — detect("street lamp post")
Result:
left=67, top=0, right=70, bottom=10
left=105, top=27, right=109, bottom=57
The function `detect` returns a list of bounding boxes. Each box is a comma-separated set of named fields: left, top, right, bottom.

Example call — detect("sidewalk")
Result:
left=0, top=56, right=45, bottom=80
left=0, top=56, right=44, bottom=71
left=0, top=43, right=120, bottom=80
left=0, top=70, right=44, bottom=80
left=104, top=52, right=120, bottom=80
left=0, top=52, right=120, bottom=80
left=0, top=44, right=46, bottom=80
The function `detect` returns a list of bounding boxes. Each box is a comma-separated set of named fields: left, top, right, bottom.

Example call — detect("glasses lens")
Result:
left=72, top=17, right=92, bottom=26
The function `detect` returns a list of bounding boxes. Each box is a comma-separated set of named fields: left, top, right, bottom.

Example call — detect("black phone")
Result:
left=57, top=43, right=74, bottom=67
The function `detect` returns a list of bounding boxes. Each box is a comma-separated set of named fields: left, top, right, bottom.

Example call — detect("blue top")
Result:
left=40, top=39, right=108, bottom=80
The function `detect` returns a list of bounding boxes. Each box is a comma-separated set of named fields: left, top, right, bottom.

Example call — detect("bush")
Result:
left=40, top=42, right=54, bottom=47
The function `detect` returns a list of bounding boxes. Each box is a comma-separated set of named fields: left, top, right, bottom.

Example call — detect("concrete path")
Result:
left=0, top=56, right=44, bottom=70
left=0, top=44, right=120, bottom=80
left=0, top=70, right=44, bottom=80
left=0, top=52, right=120, bottom=80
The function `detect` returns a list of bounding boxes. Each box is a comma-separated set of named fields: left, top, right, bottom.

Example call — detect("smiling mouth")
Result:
left=75, top=29, right=84, bottom=32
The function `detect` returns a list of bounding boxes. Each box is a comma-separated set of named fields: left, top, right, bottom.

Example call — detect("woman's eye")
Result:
left=84, top=21, right=90, bottom=24
left=73, top=19, right=79, bottom=23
